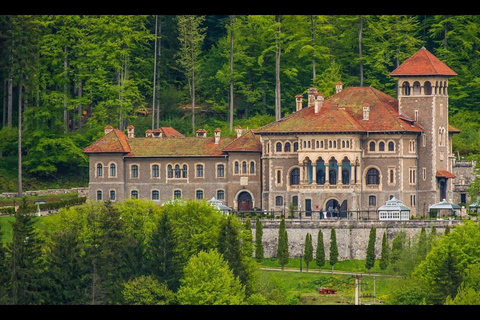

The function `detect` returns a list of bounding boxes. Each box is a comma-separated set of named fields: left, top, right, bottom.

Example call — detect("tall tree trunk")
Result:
left=2, top=79, right=6, bottom=128
left=190, top=23, right=196, bottom=134
left=7, top=74, right=12, bottom=127
left=275, top=15, right=282, bottom=121
left=64, top=46, right=69, bottom=133
left=311, top=15, right=316, bottom=84
left=229, top=15, right=235, bottom=132
left=18, top=83, right=22, bottom=197
left=77, top=81, right=83, bottom=130
left=152, top=15, right=158, bottom=130
left=155, top=17, right=161, bottom=128
left=358, top=15, right=364, bottom=87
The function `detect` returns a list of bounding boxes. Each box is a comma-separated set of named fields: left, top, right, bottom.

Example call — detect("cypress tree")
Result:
left=417, top=227, right=428, bottom=261
left=315, top=229, right=325, bottom=270
left=218, top=214, right=247, bottom=286
left=276, top=217, right=289, bottom=270
left=379, top=231, right=389, bottom=270
left=254, top=219, right=264, bottom=263
left=329, top=228, right=338, bottom=271
left=242, top=218, right=253, bottom=259
left=365, top=226, right=376, bottom=271
left=303, top=233, right=313, bottom=272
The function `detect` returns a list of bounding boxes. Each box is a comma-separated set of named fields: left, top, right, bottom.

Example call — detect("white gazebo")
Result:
left=377, top=197, right=411, bottom=220
left=428, top=199, right=461, bottom=219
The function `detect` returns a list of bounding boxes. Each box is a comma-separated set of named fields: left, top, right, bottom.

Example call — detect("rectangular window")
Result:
left=97, top=190, right=102, bottom=201
left=409, top=167, right=416, bottom=185
left=196, top=164, right=204, bottom=178
left=131, top=190, right=138, bottom=199
left=174, top=190, right=182, bottom=199
left=196, top=190, right=203, bottom=200
left=110, top=190, right=116, bottom=201
left=152, top=190, right=159, bottom=200
left=368, top=195, right=376, bottom=206
left=217, top=190, right=225, bottom=200
left=217, top=164, right=225, bottom=178
left=131, top=165, right=138, bottom=178
left=410, top=194, right=416, bottom=206
left=110, top=164, right=116, bottom=177
left=152, top=165, right=159, bottom=178
left=422, top=167, right=426, bottom=181
left=97, top=164, right=103, bottom=177
left=275, top=196, right=283, bottom=206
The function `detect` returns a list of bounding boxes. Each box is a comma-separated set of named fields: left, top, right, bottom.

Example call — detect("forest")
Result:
left=2, top=15, right=480, bottom=192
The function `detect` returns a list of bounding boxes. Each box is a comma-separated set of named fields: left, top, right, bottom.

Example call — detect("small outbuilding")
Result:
left=377, top=197, right=411, bottom=220
left=428, top=199, right=461, bottom=219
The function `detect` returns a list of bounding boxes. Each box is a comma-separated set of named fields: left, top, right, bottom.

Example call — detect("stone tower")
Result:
left=390, top=47, right=458, bottom=214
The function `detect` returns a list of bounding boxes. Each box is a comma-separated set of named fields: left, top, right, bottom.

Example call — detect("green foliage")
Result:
left=303, top=233, right=313, bottom=271
left=329, top=228, right=338, bottom=269
left=365, top=226, right=376, bottom=271
left=121, top=275, right=175, bottom=305
left=315, top=229, right=325, bottom=269
left=242, top=218, right=253, bottom=259
left=255, top=218, right=264, bottom=263
left=276, top=217, right=289, bottom=270
left=379, top=231, right=389, bottom=270
left=176, top=249, right=246, bottom=305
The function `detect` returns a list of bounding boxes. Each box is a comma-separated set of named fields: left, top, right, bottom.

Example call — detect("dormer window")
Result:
left=363, top=104, right=370, bottom=120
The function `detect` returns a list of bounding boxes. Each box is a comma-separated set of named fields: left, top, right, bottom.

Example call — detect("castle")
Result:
left=83, top=47, right=472, bottom=218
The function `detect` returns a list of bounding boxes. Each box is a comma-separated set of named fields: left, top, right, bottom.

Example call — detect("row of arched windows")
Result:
left=368, top=140, right=395, bottom=152
left=401, top=80, right=447, bottom=96
left=288, top=167, right=380, bottom=186
left=233, top=160, right=256, bottom=175
left=272, top=139, right=354, bottom=153
left=96, top=162, right=117, bottom=178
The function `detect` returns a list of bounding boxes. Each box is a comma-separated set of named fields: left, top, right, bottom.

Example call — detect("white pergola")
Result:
left=377, top=197, right=411, bottom=220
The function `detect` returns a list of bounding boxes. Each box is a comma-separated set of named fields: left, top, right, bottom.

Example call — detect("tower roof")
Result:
left=390, top=47, right=457, bottom=77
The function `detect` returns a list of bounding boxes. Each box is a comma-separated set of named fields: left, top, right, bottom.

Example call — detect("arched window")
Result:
left=182, top=164, right=188, bottom=178
left=389, top=169, right=394, bottom=184
left=402, top=81, right=410, bottom=96
left=131, top=190, right=138, bottom=199
left=174, top=190, right=182, bottom=199
left=167, top=164, right=173, bottom=178
left=388, top=141, right=395, bottom=151
left=275, top=196, right=283, bottom=206
left=97, top=190, right=102, bottom=201
left=379, top=141, right=385, bottom=152
left=284, top=142, right=291, bottom=152
left=234, top=161, right=239, bottom=174
left=97, top=164, right=103, bottom=177
left=316, top=169, right=325, bottom=185
left=174, top=164, right=181, bottom=178
left=152, top=164, right=159, bottom=178
left=196, top=190, right=204, bottom=200
left=152, top=190, right=159, bottom=200
left=293, top=142, right=298, bottom=152
left=277, top=170, right=281, bottom=184
left=242, top=161, right=247, bottom=174
left=217, top=190, right=225, bottom=200
left=366, top=168, right=380, bottom=185
left=369, top=141, right=375, bottom=152
left=109, top=190, right=116, bottom=201
left=290, top=168, right=300, bottom=185
left=413, top=81, right=421, bottom=95
left=424, top=81, right=432, bottom=95
left=250, top=161, right=255, bottom=174
left=131, top=165, right=138, bottom=178
left=110, top=163, right=116, bottom=177
left=276, top=142, right=282, bottom=152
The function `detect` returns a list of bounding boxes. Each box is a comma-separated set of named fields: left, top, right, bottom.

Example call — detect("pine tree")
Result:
left=303, top=233, right=313, bottom=272
left=276, top=217, right=289, bottom=270
left=365, top=226, right=376, bottom=271
left=218, top=214, right=247, bottom=286
left=329, top=228, right=338, bottom=271
left=315, top=229, right=325, bottom=270
left=379, top=231, right=389, bottom=270
left=255, top=218, right=264, bottom=263
left=417, top=227, right=428, bottom=262
left=149, top=211, right=179, bottom=291
left=242, top=218, right=253, bottom=259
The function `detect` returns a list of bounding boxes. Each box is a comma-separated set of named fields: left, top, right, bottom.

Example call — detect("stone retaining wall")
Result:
left=256, top=219, right=462, bottom=260
left=0, top=188, right=88, bottom=198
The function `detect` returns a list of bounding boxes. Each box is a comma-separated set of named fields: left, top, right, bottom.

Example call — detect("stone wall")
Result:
left=0, top=187, right=88, bottom=198
left=256, top=219, right=462, bottom=260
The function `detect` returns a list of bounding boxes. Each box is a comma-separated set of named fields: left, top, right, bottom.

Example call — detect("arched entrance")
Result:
left=238, top=191, right=253, bottom=211
left=325, top=199, right=340, bottom=218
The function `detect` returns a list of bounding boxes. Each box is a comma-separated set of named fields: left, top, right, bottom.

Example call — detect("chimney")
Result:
left=152, top=128, right=162, bottom=138
left=235, top=125, right=243, bottom=138
left=145, top=129, right=153, bottom=138
left=127, top=125, right=135, bottom=138
left=104, top=125, right=114, bottom=135
left=307, top=87, right=318, bottom=107
left=336, top=81, right=343, bottom=93
left=314, top=93, right=324, bottom=114
left=362, top=103, right=370, bottom=120
left=295, top=94, right=303, bottom=111
left=196, top=129, right=207, bottom=137
left=214, top=128, right=221, bottom=144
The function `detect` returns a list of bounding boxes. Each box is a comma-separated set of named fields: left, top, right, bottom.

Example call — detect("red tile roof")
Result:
left=390, top=47, right=457, bottom=77
left=154, top=127, right=185, bottom=138
left=83, top=129, right=131, bottom=154
left=255, top=86, right=423, bottom=134
left=222, top=130, right=262, bottom=152
left=436, top=170, right=456, bottom=179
